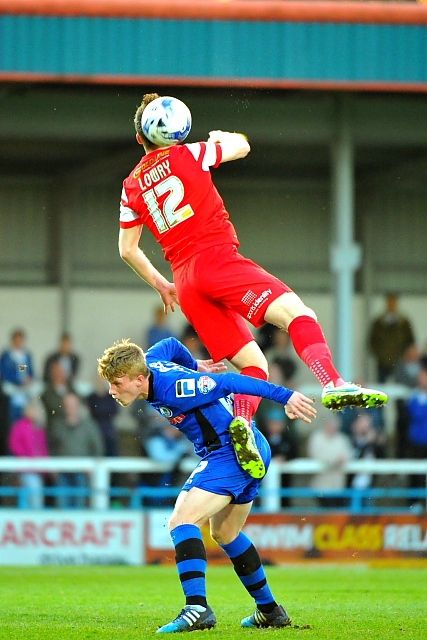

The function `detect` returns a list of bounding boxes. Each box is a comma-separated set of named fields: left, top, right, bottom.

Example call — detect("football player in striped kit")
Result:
left=98, top=336, right=316, bottom=632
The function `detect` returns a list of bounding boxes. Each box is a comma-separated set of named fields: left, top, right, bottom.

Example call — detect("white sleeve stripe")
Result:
left=186, top=143, right=201, bottom=161
left=121, top=186, right=129, bottom=203
left=120, top=203, right=139, bottom=222
left=202, top=142, right=218, bottom=171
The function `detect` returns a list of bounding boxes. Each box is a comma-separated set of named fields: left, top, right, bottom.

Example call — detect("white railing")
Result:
left=1, top=456, right=426, bottom=512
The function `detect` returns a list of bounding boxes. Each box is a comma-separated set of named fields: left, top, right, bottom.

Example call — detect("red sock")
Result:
left=287, top=315, right=344, bottom=388
left=234, top=366, right=268, bottom=424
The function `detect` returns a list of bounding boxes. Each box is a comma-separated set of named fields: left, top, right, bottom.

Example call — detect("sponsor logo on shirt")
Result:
left=159, top=406, right=173, bottom=418
left=175, top=379, right=196, bottom=397
left=246, top=289, right=273, bottom=320
left=197, top=376, right=216, bottom=394
left=168, top=414, right=185, bottom=425
left=241, top=290, right=258, bottom=306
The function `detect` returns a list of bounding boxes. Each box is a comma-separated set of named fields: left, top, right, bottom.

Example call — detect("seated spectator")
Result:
left=40, top=360, right=76, bottom=447
left=87, top=376, right=120, bottom=457
left=264, top=327, right=298, bottom=386
left=394, top=343, right=422, bottom=458
left=50, top=392, right=104, bottom=509
left=8, top=399, right=48, bottom=509
left=43, top=332, right=80, bottom=383
left=338, top=378, right=385, bottom=439
left=146, top=305, right=176, bottom=349
left=348, top=413, right=387, bottom=504
left=144, top=423, right=192, bottom=505
left=307, top=412, right=353, bottom=508
left=405, top=365, right=427, bottom=511
left=0, top=328, right=36, bottom=423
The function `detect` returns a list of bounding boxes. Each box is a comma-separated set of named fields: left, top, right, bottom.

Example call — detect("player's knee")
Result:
left=210, top=526, right=240, bottom=546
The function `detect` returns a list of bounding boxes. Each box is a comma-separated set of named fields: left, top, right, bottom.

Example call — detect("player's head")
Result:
left=134, top=93, right=161, bottom=152
left=98, top=339, right=150, bottom=406
left=98, top=339, right=149, bottom=381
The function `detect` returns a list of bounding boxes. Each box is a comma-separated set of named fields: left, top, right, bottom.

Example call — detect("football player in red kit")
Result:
left=119, top=93, right=387, bottom=480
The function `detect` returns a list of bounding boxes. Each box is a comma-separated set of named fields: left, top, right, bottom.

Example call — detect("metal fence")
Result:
left=1, top=457, right=426, bottom=514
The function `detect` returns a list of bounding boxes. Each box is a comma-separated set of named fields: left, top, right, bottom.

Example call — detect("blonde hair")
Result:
left=97, top=339, right=149, bottom=382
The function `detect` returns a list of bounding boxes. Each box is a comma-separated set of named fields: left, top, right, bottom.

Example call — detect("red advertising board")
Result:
left=146, top=511, right=427, bottom=564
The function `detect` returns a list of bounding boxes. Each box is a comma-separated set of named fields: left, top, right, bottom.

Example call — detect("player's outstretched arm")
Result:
left=285, top=392, right=317, bottom=424
left=207, top=130, right=250, bottom=163
left=119, top=227, right=179, bottom=313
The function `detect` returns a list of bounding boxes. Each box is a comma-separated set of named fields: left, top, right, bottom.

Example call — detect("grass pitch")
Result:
left=1, top=565, right=426, bottom=639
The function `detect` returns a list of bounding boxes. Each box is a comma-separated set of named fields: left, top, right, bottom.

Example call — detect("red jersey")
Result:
left=120, top=142, right=239, bottom=268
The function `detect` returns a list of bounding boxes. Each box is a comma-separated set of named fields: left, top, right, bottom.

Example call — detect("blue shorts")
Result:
left=182, top=428, right=271, bottom=504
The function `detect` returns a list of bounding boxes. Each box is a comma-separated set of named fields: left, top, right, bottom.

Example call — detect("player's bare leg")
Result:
left=264, top=292, right=388, bottom=411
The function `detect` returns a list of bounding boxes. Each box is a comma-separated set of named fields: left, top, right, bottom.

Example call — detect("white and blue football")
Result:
left=141, top=96, right=192, bottom=146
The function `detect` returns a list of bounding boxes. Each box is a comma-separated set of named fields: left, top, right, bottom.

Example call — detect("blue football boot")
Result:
left=157, top=605, right=216, bottom=633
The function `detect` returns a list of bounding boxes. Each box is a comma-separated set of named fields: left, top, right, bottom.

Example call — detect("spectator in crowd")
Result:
left=256, top=323, right=277, bottom=353
left=49, top=392, right=104, bottom=508
left=144, top=423, right=192, bottom=505
left=0, top=328, right=36, bottom=423
left=43, top=332, right=80, bottom=383
left=257, top=405, right=298, bottom=507
left=180, top=323, right=210, bottom=360
left=405, top=365, right=427, bottom=510
left=40, top=360, right=76, bottom=446
left=8, top=399, right=49, bottom=509
left=348, top=413, right=386, bottom=505
left=368, top=293, right=415, bottom=383
left=87, top=376, right=120, bottom=457
left=146, top=305, right=176, bottom=349
left=264, top=327, right=298, bottom=387
left=307, top=412, right=353, bottom=508
left=394, top=343, right=422, bottom=458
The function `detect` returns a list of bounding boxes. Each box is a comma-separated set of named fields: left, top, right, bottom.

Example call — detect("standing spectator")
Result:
left=8, top=399, right=48, bottom=509
left=405, top=366, right=427, bottom=510
left=307, top=413, right=353, bottom=508
left=43, top=332, right=80, bottom=383
left=146, top=305, right=176, bottom=349
left=0, top=328, right=36, bottom=423
left=50, top=392, right=104, bottom=509
left=369, top=293, right=415, bottom=383
left=87, top=376, right=120, bottom=457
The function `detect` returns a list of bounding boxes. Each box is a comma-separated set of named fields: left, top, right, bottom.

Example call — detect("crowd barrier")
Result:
left=0, top=457, right=426, bottom=514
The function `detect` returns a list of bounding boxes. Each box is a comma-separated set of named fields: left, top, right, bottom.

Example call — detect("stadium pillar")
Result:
left=330, top=94, right=361, bottom=381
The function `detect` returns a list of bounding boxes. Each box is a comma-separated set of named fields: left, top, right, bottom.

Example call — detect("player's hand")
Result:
left=197, top=359, right=227, bottom=374
left=285, top=392, right=317, bottom=424
left=159, top=282, right=180, bottom=314
left=208, top=130, right=225, bottom=143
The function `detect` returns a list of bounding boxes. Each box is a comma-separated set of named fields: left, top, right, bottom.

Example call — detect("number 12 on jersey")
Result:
left=141, top=175, right=194, bottom=233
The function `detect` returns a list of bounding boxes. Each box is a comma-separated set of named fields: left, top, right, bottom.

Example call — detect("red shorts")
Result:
left=173, top=245, right=291, bottom=362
